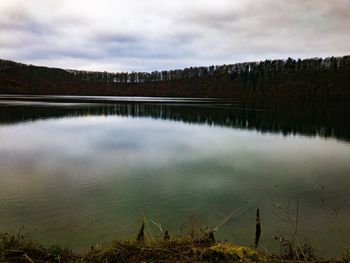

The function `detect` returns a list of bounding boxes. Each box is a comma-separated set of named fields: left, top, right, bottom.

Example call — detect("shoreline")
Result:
left=1, top=229, right=347, bottom=262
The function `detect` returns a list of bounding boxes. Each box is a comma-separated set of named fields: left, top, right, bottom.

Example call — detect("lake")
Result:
left=0, top=95, right=349, bottom=257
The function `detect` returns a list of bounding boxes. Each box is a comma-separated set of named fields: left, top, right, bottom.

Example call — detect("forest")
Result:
left=0, top=56, right=350, bottom=99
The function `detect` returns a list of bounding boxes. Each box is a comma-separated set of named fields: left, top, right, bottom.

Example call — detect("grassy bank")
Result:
left=1, top=230, right=348, bottom=262
left=0, top=231, right=272, bottom=263
left=1, top=209, right=348, bottom=262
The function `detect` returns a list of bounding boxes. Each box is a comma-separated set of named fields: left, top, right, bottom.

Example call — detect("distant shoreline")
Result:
left=1, top=55, right=350, bottom=99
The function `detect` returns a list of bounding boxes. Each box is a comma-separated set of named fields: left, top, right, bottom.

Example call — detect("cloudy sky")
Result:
left=0, top=0, right=349, bottom=72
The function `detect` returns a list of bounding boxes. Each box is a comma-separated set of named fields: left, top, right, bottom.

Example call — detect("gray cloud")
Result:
left=0, top=0, right=349, bottom=71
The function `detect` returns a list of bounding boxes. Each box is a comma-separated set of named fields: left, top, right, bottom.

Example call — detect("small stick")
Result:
left=208, top=231, right=215, bottom=243
left=24, top=253, right=35, bottom=263
left=136, top=222, right=145, bottom=242
left=293, top=197, right=299, bottom=237
left=163, top=230, right=170, bottom=241
left=151, top=220, right=164, bottom=233
left=189, top=212, right=196, bottom=239
left=298, top=242, right=307, bottom=261
left=255, top=208, right=261, bottom=248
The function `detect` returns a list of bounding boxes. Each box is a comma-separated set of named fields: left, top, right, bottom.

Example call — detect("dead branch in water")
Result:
left=163, top=230, right=170, bottom=241
left=255, top=208, right=261, bottom=248
left=136, top=222, right=145, bottom=242
left=189, top=212, right=197, bottom=239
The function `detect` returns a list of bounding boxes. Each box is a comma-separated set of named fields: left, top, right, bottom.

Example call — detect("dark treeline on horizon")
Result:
left=0, top=55, right=350, bottom=99
left=1, top=99, right=349, bottom=142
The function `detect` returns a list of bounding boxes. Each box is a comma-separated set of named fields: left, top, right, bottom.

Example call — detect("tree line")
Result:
left=49, top=56, right=350, bottom=84
left=0, top=55, right=349, bottom=98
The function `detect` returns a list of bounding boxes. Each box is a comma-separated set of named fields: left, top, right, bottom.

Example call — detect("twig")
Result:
left=255, top=208, right=261, bottom=248
left=136, top=222, right=145, bottom=242
left=24, top=253, right=35, bottom=263
left=143, top=216, right=155, bottom=243
left=297, top=242, right=307, bottom=262
left=294, top=247, right=301, bottom=261
left=189, top=212, right=196, bottom=239
left=163, top=230, right=170, bottom=241
left=151, top=220, right=164, bottom=233
left=213, top=193, right=267, bottom=233
left=293, top=197, right=299, bottom=237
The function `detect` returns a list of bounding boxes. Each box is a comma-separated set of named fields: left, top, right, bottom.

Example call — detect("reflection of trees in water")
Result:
left=0, top=100, right=349, bottom=142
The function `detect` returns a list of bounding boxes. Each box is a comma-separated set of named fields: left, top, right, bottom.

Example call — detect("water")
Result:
left=0, top=95, right=350, bottom=257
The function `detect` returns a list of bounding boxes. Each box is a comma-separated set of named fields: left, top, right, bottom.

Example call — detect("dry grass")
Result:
left=84, top=238, right=268, bottom=263
left=0, top=230, right=270, bottom=263
left=1, top=231, right=348, bottom=262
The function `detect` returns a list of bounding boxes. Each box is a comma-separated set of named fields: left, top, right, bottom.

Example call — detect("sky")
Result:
left=0, top=0, right=350, bottom=72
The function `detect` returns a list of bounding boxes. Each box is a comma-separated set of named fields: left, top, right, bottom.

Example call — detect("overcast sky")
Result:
left=0, top=0, right=349, bottom=72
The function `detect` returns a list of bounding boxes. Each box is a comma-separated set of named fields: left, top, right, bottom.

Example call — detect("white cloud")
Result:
left=0, top=0, right=349, bottom=71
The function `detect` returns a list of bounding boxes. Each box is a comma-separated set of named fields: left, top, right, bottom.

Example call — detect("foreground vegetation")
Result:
left=1, top=219, right=348, bottom=262
left=0, top=233, right=269, bottom=263
left=1, top=206, right=349, bottom=262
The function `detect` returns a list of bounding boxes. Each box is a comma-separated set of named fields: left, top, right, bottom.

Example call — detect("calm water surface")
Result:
left=0, top=95, right=349, bottom=257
